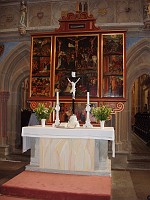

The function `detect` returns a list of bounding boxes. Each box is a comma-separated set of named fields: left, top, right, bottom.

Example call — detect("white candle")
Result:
left=87, top=92, right=89, bottom=105
left=56, top=91, right=59, bottom=104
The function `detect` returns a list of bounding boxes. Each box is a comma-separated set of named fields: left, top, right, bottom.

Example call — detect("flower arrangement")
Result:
left=91, top=105, right=112, bottom=121
left=34, top=103, right=53, bottom=121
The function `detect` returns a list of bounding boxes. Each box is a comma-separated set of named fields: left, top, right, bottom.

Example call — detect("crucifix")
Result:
left=67, top=72, right=80, bottom=128
left=67, top=72, right=80, bottom=114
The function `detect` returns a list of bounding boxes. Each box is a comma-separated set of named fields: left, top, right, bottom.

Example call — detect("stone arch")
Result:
left=0, top=41, right=30, bottom=152
left=0, top=41, right=30, bottom=90
left=122, top=38, right=150, bottom=153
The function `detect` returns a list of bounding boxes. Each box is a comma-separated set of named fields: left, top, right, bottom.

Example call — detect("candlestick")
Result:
left=83, top=91, right=93, bottom=128
left=52, top=91, right=60, bottom=127
left=72, top=98, right=75, bottom=114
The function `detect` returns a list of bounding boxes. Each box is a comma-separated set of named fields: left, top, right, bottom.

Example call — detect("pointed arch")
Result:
left=122, top=38, right=150, bottom=152
left=0, top=41, right=31, bottom=151
left=0, top=41, right=30, bottom=91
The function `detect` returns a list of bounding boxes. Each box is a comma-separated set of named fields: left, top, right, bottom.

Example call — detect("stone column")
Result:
left=0, top=91, right=10, bottom=157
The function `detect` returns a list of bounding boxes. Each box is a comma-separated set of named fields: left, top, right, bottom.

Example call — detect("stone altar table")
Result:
left=22, top=126, right=115, bottom=176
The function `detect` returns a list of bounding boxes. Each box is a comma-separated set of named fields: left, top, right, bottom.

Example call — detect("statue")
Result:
left=20, top=1, right=27, bottom=25
left=84, top=2, right=88, bottom=12
left=144, top=2, right=150, bottom=19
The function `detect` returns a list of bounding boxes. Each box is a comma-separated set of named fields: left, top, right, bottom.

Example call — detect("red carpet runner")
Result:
left=0, top=171, right=111, bottom=200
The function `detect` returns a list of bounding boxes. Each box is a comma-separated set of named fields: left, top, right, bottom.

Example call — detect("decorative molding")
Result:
left=18, top=24, right=27, bottom=35
left=113, top=102, right=125, bottom=113
left=60, top=12, right=93, bottom=20
left=30, top=101, right=52, bottom=110
left=56, top=11, right=100, bottom=32
left=104, top=102, right=125, bottom=113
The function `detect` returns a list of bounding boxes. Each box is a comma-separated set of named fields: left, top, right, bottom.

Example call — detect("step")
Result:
left=0, top=171, right=111, bottom=200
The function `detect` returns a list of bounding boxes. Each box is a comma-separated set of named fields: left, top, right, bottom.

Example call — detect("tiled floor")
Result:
left=112, top=169, right=150, bottom=200
left=0, top=133, right=150, bottom=200
left=111, top=133, right=150, bottom=200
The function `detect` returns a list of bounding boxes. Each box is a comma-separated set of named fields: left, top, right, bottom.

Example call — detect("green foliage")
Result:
left=91, top=105, right=112, bottom=121
left=34, top=103, right=53, bottom=121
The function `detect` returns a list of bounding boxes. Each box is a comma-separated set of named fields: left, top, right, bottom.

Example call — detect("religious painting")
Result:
left=101, top=33, right=125, bottom=98
left=54, top=102, right=98, bottom=123
left=54, top=34, right=99, bottom=98
left=30, top=36, right=52, bottom=97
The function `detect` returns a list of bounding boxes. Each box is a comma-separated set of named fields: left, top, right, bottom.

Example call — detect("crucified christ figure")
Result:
left=68, top=37, right=87, bottom=57
left=67, top=77, right=80, bottom=99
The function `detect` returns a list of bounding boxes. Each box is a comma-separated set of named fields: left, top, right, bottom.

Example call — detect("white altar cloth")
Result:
left=22, top=126, right=115, bottom=157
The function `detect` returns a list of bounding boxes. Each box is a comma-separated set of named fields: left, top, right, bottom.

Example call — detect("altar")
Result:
left=22, top=125, right=115, bottom=176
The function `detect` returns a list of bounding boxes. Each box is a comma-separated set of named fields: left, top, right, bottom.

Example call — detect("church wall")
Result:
left=0, top=0, right=144, bottom=30
left=0, top=0, right=150, bottom=155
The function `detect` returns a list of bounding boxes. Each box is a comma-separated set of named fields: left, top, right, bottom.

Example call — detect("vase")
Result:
left=41, top=119, right=46, bottom=127
left=100, top=120, right=105, bottom=129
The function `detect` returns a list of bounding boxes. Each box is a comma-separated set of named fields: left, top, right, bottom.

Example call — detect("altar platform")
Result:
left=0, top=170, right=111, bottom=200
left=22, top=125, right=115, bottom=176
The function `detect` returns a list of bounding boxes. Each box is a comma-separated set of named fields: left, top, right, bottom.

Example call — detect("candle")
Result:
left=87, top=92, right=89, bottom=105
left=56, top=91, right=59, bottom=104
